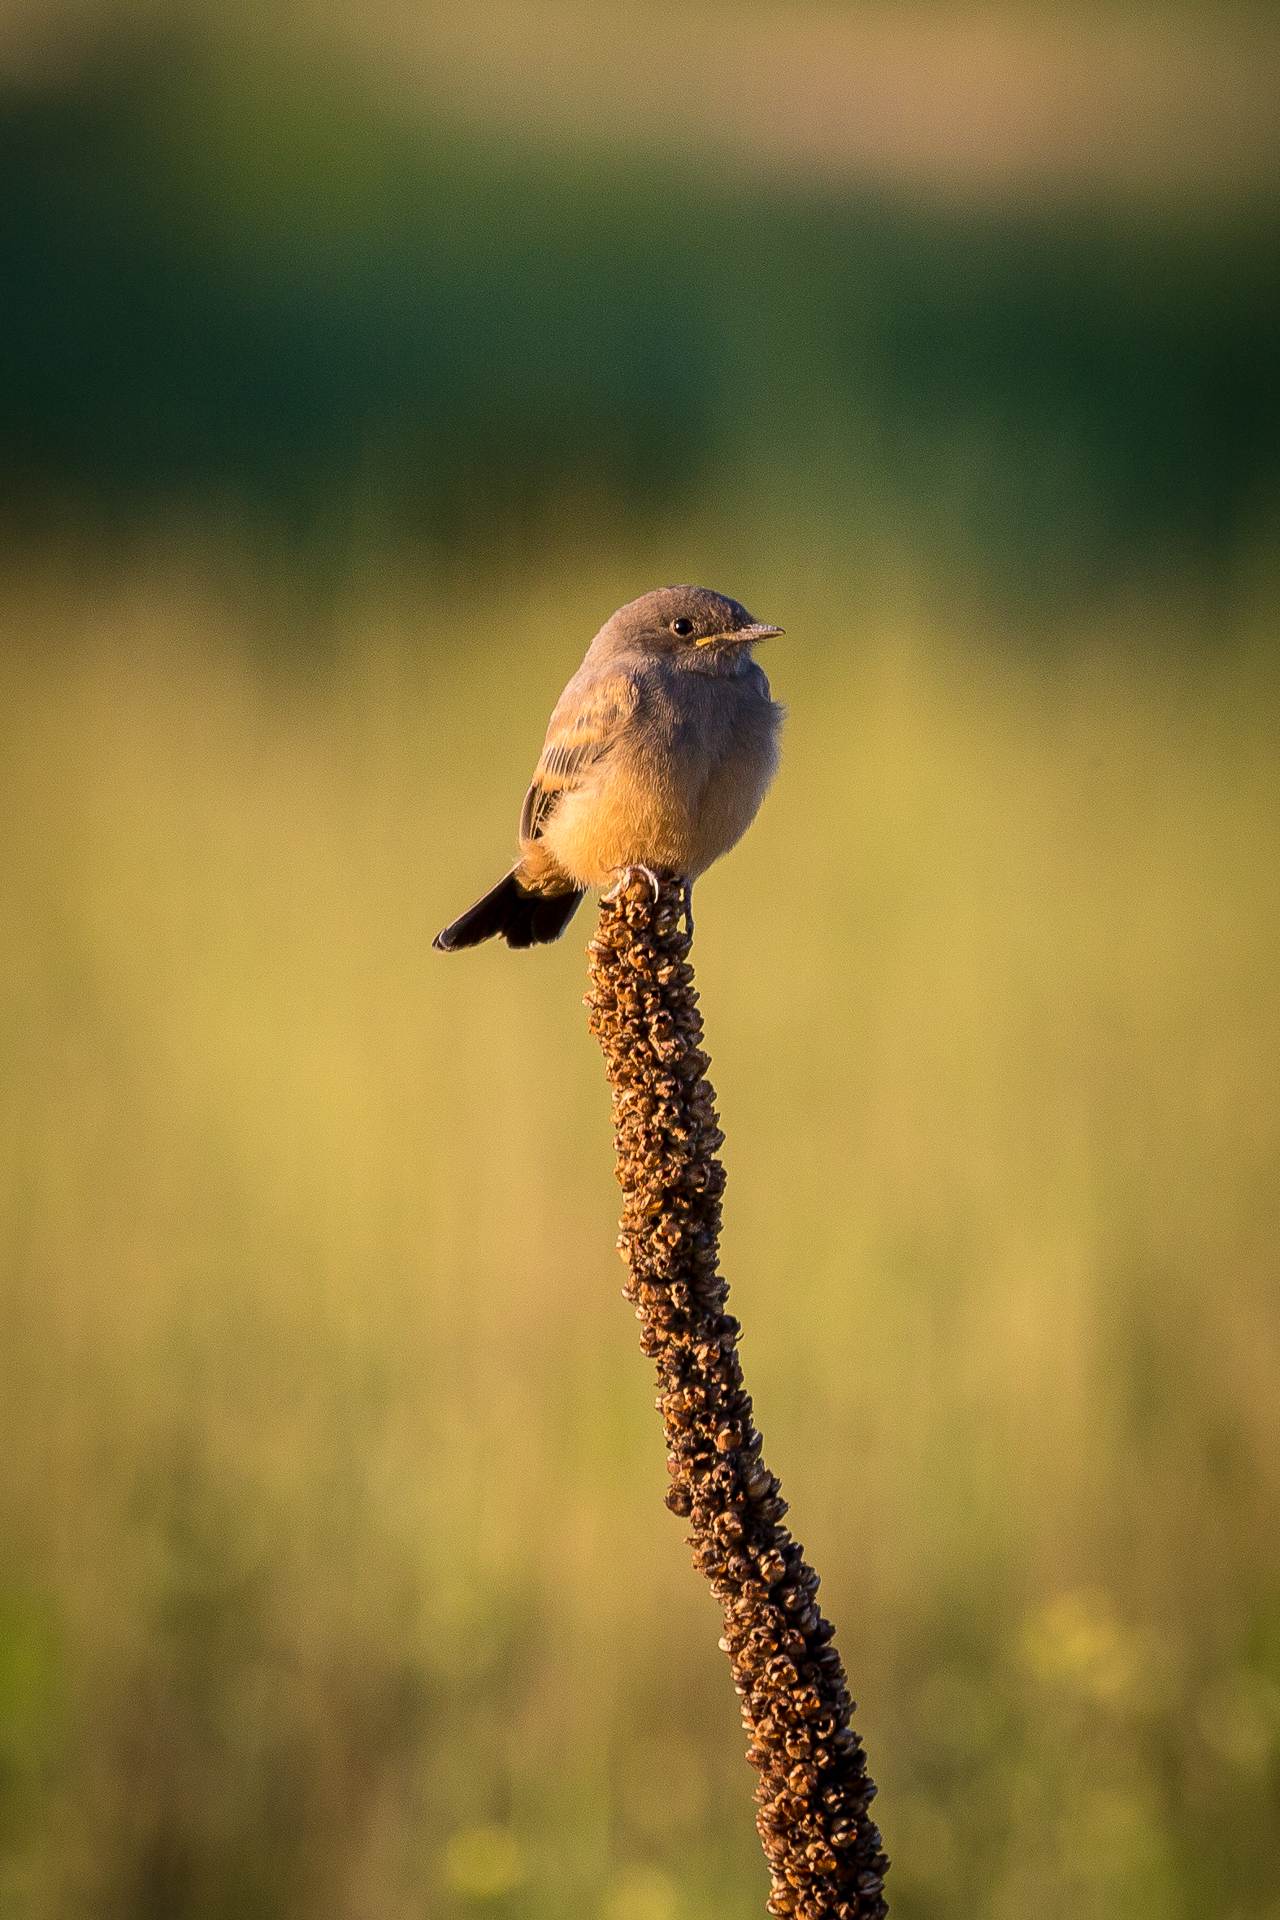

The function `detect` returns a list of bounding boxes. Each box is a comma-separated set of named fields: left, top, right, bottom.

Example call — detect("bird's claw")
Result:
left=603, top=864, right=662, bottom=904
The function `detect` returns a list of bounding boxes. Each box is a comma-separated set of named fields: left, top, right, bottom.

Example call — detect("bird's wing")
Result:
left=520, top=671, right=641, bottom=843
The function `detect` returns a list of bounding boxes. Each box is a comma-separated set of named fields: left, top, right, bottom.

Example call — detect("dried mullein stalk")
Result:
left=585, top=872, right=889, bottom=1920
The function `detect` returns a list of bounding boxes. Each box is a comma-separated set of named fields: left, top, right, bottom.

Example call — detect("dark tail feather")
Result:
left=433, top=870, right=585, bottom=952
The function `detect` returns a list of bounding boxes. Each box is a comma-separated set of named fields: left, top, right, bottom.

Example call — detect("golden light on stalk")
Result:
left=586, top=873, right=889, bottom=1920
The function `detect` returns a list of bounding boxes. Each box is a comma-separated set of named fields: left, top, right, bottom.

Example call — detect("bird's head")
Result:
left=592, top=586, right=783, bottom=670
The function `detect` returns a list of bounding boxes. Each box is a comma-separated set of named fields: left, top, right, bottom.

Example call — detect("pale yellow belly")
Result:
left=537, top=725, right=777, bottom=888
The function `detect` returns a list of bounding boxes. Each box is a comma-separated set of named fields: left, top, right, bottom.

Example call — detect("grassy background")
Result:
left=2, top=552, right=1278, bottom=1919
left=2, top=3, right=1280, bottom=1916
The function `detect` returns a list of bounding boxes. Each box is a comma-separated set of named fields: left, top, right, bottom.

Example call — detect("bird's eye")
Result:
left=670, top=617, right=695, bottom=638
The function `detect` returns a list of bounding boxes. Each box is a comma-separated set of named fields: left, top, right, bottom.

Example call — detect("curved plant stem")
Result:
left=585, top=873, right=889, bottom=1920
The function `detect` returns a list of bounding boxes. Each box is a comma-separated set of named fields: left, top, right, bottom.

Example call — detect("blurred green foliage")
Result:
left=2, top=25, right=1278, bottom=607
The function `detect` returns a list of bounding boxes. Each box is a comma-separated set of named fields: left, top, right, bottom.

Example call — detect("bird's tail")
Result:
left=433, top=870, right=585, bottom=952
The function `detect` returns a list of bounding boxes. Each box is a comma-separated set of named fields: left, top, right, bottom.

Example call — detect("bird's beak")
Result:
left=696, top=623, right=785, bottom=648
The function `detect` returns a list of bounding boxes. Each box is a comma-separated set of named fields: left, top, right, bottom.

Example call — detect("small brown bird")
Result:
left=433, top=585, right=784, bottom=950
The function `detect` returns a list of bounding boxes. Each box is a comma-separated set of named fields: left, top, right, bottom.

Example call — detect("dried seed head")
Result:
left=758, top=1548, right=788, bottom=1586
left=588, top=877, right=885, bottom=1915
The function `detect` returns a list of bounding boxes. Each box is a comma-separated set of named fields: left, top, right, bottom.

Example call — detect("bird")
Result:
left=433, top=585, right=784, bottom=951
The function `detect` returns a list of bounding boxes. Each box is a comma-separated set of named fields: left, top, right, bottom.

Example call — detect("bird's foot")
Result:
left=682, top=879, right=695, bottom=938
left=603, top=864, right=662, bottom=904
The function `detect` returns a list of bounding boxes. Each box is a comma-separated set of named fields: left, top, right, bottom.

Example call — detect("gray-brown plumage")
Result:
left=434, top=586, right=784, bottom=951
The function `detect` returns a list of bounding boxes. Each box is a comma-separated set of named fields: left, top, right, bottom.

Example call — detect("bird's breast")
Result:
left=540, top=675, right=780, bottom=886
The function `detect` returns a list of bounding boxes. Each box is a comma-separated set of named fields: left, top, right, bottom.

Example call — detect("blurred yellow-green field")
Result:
left=4, top=2, right=1280, bottom=1915
left=2, top=550, right=1278, bottom=1919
